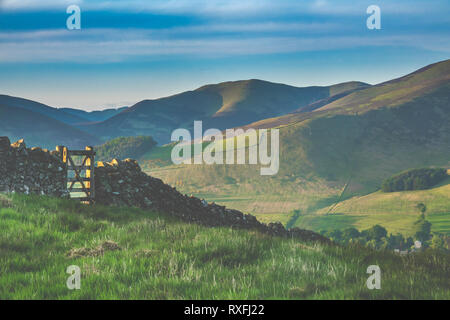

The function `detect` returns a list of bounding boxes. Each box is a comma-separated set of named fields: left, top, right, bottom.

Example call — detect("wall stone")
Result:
left=0, top=137, right=68, bottom=197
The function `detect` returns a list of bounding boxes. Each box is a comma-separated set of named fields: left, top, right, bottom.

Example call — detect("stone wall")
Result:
left=0, top=136, right=329, bottom=244
left=95, top=158, right=330, bottom=244
left=0, top=137, right=67, bottom=197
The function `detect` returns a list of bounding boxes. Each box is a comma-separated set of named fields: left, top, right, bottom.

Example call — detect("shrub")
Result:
left=95, top=136, right=157, bottom=161
left=414, top=214, right=432, bottom=242
left=363, top=225, right=387, bottom=241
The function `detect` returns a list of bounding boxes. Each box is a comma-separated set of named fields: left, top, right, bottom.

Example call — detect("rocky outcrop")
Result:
left=0, top=137, right=67, bottom=197
left=95, top=158, right=330, bottom=244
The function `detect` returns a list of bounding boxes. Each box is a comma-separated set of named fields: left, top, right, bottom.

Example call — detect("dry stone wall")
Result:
left=0, top=137, right=67, bottom=197
left=0, top=136, right=329, bottom=244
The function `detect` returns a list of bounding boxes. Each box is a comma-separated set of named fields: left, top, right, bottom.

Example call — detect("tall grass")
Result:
left=0, top=194, right=448, bottom=299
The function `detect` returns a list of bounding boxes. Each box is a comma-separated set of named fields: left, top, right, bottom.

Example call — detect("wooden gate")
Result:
left=56, top=146, right=95, bottom=204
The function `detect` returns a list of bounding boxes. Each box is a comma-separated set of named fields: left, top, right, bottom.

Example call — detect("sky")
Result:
left=0, top=0, right=449, bottom=110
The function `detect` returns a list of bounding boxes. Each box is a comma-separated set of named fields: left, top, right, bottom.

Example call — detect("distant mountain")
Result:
left=80, top=80, right=369, bottom=143
left=0, top=103, right=100, bottom=149
left=0, top=95, right=87, bottom=125
left=145, top=59, right=450, bottom=222
left=0, top=96, right=126, bottom=148
left=0, top=94, right=128, bottom=125
left=61, top=106, right=128, bottom=123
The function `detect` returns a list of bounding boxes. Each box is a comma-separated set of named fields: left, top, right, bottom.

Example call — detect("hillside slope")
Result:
left=82, top=80, right=369, bottom=144
left=145, top=60, right=450, bottom=223
left=241, top=59, right=450, bottom=130
left=0, top=193, right=448, bottom=299
left=318, top=59, right=450, bottom=113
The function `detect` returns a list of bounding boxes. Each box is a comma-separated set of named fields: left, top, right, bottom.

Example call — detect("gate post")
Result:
left=56, top=145, right=68, bottom=189
left=85, top=146, right=95, bottom=204
left=56, top=146, right=68, bottom=165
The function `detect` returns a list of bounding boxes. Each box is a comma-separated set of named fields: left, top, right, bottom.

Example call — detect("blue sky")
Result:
left=0, top=0, right=449, bottom=110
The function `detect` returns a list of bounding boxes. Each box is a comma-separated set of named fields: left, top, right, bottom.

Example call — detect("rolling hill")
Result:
left=243, top=59, right=450, bottom=130
left=143, top=59, right=450, bottom=225
left=80, top=80, right=369, bottom=144
left=0, top=94, right=88, bottom=125
left=0, top=96, right=130, bottom=149
left=0, top=94, right=128, bottom=126
left=0, top=103, right=100, bottom=149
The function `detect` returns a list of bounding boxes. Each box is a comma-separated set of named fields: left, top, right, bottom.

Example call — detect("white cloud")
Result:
left=0, top=28, right=448, bottom=63
left=1, top=0, right=444, bottom=17
left=0, top=21, right=347, bottom=42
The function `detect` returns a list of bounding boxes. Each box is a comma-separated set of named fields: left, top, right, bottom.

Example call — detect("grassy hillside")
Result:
left=0, top=193, right=449, bottom=299
left=318, top=59, right=450, bottom=113
left=144, top=60, right=450, bottom=226
left=238, top=59, right=450, bottom=131
left=298, top=178, right=450, bottom=236
left=82, top=80, right=368, bottom=144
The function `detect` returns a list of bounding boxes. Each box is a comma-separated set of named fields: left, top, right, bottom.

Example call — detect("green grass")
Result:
left=0, top=193, right=449, bottom=299
left=140, top=143, right=175, bottom=161
left=296, top=214, right=420, bottom=237
left=296, top=214, right=361, bottom=232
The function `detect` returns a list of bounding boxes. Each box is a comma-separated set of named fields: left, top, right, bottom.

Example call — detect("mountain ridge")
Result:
left=80, top=79, right=370, bottom=144
left=143, top=59, right=450, bottom=224
left=0, top=94, right=88, bottom=125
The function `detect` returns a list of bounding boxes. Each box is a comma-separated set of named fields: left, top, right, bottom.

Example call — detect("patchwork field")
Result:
left=295, top=179, right=450, bottom=236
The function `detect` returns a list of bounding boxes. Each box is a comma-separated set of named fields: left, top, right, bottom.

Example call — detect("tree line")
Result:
left=381, top=168, right=448, bottom=192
